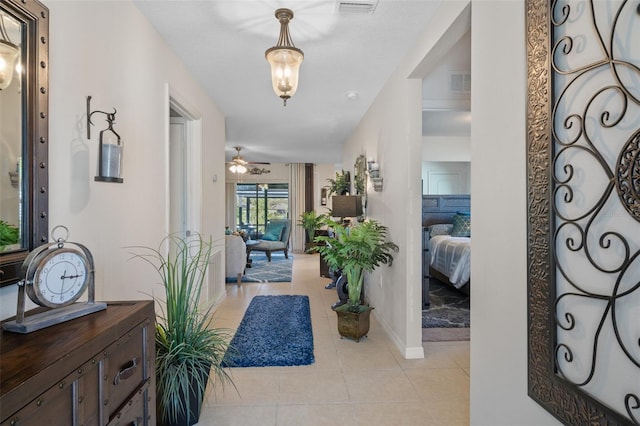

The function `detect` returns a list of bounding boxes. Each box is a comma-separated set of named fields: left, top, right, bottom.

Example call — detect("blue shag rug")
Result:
left=222, top=295, right=314, bottom=367
left=225, top=252, right=293, bottom=283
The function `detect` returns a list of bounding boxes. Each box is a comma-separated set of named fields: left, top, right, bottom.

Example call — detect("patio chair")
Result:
left=247, top=219, right=292, bottom=261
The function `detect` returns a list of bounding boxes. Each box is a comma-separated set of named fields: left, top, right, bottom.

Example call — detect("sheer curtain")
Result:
left=288, top=163, right=306, bottom=253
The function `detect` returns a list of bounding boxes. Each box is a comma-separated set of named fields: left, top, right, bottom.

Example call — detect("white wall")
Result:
left=422, top=161, right=470, bottom=194
left=343, top=1, right=473, bottom=359
left=470, top=1, right=558, bottom=424
left=0, top=0, right=227, bottom=319
left=422, top=136, right=471, bottom=161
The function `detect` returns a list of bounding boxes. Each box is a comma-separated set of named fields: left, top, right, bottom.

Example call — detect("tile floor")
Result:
left=199, top=253, right=470, bottom=425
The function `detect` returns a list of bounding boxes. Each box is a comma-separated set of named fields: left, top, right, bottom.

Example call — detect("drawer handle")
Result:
left=113, top=358, right=138, bottom=385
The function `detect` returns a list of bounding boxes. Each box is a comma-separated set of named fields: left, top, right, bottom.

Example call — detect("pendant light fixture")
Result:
left=265, top=8, right=303, bottom=106
left=0, top=13, right=19, bottom=90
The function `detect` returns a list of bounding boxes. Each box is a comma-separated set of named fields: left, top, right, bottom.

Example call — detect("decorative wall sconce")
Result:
left=0, top=13, right=19, bottom=90
left=367, top=160, right=383, bottom=192
left=265, top=8, right=304, bottom=106
left=8, top=159, right=20, bottom=188
left=86, top=96, right=123, bottom=183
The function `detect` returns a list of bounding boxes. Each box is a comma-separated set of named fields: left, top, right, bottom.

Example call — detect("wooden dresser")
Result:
left=0, top=301, right=155, bottom=426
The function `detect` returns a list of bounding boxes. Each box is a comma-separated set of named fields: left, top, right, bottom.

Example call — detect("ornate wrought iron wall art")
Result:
left=527, top=0, right=640, bottom=425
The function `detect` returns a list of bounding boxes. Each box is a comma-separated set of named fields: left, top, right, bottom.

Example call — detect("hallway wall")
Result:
left=0, top=0, right=227, bottom=319
left=470, top=1, right=558, bottom=424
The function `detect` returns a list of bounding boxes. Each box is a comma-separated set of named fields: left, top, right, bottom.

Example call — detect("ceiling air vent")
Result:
left=336, top=0, right=378, bottom=14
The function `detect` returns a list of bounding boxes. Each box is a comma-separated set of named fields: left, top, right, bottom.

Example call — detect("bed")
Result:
left=422, top=195, right=471, bottom=307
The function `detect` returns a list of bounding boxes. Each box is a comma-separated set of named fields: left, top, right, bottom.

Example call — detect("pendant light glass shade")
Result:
left=265, top=9, right=303, bottom=106
left=0, top=14, right=19, bottom=90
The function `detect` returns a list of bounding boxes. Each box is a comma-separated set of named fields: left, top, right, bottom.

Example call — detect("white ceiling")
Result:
left=133, top=0, right=442, bottom=164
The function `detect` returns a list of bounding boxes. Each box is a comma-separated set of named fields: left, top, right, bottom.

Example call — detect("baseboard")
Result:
left=373, top=309, right=425, bottom=360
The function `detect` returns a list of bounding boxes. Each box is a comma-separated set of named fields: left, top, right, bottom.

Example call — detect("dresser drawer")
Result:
left=107, top=380, right=150, bottom=426
left=104, top=323, right=148, bottom=419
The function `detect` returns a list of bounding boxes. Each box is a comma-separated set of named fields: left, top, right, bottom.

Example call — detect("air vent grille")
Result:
left=336, top=0, right=378, bottom=14
left=449, top=72, right=471, bottom=93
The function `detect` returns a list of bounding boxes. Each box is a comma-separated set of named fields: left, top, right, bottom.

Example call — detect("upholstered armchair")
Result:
left=247, top=219, right=292, bottom=261
left=225, top=234, right=246, bottom=284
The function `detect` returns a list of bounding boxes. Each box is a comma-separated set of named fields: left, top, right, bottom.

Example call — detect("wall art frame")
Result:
left=526, top=0, right=639, bottom=425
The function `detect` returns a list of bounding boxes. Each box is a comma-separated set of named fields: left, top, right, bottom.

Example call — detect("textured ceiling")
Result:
left=134, top=0, right=442, bottom=164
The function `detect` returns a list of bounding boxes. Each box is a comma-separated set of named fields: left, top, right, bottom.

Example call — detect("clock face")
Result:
left=30, top=248, right=90, bottom=307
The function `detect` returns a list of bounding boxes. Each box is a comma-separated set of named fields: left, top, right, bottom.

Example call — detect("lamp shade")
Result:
left=265, top=8, right=303, bottom=106
left=332, top=195, right=363, bottom=218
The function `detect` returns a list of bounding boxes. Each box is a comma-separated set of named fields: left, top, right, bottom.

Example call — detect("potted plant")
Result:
left=0, top=220, right=19, bottom=248
left=315, top=218, right=398, bottom=341
left=130, top=234, right=235, bottom=426
left=297, top=211, right=325, bottom=252
left=326, top=170, right=351, bottom=196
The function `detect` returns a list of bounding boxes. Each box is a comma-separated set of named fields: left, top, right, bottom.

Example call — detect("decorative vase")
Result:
left=333, top=305, right=374, bottom=342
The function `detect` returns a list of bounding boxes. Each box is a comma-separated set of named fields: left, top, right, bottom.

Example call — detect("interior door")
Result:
left=169, top=117, right=188, bottom=237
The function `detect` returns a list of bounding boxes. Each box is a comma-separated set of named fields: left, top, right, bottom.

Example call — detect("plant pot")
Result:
left=157, top=363, right=210, bottom=426
left=333, top=305, right=374, bottom=342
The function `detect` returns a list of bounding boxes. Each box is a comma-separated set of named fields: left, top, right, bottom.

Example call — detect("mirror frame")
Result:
left=526, top=0, right=637, bottom=423
left=0, top=0, right=49, bottom=287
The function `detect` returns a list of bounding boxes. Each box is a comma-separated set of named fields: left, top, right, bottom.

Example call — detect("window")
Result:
left=235, top=183, right=288, bottom=239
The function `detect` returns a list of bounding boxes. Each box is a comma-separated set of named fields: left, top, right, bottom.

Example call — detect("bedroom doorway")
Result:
left=419, top=26, right=471, bottom=342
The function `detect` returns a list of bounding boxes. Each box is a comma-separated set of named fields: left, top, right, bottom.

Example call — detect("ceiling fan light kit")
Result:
left=228, top=146, right=270, bottom=174
left=265, top=8, right=303, bottom=107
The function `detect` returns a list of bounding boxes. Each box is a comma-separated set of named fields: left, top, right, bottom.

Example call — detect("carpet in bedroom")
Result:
left=422, top=278, right=470, bottom=341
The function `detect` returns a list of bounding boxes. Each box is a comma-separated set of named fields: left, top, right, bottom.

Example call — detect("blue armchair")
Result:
left=247, top=219, right=292, bottom=261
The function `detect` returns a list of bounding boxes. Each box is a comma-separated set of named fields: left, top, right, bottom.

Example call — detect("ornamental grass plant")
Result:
left=129, top=234, right=235, bottom=426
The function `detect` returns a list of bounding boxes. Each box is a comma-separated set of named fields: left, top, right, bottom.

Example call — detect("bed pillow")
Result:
left=451, top=214, right=471, bottom=237
left=429, top=224, right=453, bottom=236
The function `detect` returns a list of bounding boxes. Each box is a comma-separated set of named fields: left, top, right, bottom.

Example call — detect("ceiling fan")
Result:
left=227, top=146, right=270, bottom=174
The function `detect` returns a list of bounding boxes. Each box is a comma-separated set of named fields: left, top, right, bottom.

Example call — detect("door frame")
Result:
left=166, top=86, right=202, bottom=238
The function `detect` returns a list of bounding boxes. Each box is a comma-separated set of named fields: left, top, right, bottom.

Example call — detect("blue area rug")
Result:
left=225, top=252, right=293, bottom=283
left=222, top=295, right=314, bottom=367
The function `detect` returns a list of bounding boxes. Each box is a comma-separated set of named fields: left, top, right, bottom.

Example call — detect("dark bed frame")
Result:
left=422, top=194, right=471, bottom=308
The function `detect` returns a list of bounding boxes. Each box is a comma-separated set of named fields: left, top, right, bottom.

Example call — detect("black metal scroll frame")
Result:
left=527, top=0, right=640, bottom=424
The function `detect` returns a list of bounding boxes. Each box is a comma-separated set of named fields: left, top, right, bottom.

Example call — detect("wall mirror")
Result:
left=527, top=0, right=639, bottom=424
left=0, top=0, right=49, bottom=287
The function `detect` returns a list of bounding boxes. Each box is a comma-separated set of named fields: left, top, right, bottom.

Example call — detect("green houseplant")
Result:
left=298, top=211, right=325, bottom=251
left=326, top=170, right=351, bottom=196
left=0, top=220, right=19, bottom=248
left=130, top=234, right=235, bottom=426
left=315, top=218, right=398, bottom=341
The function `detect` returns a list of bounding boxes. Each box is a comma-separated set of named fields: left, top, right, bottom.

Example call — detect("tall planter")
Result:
left=157, top=362, right=211, bottom=426
left=333, top=305, right=374, bottom=342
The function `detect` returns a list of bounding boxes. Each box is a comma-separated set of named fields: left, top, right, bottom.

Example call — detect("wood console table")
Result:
left=0, top=301, right=155, bottom=426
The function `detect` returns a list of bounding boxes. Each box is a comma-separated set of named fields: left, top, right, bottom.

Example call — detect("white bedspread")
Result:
left=430, top=235, right=471, bottom=288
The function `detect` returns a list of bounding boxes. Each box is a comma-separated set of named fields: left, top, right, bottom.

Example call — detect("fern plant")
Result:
left=297, top=211, right=325, bottom=242
left=129, top=234, right=235, bottom=426
left=315, top=218, right=398, bottom=312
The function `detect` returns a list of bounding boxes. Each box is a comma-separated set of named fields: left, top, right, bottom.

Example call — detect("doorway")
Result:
left=168, top=98, right=201, bottom=238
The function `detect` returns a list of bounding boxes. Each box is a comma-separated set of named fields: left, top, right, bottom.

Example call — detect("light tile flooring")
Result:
left=199, top=253, right=470, bottom=425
